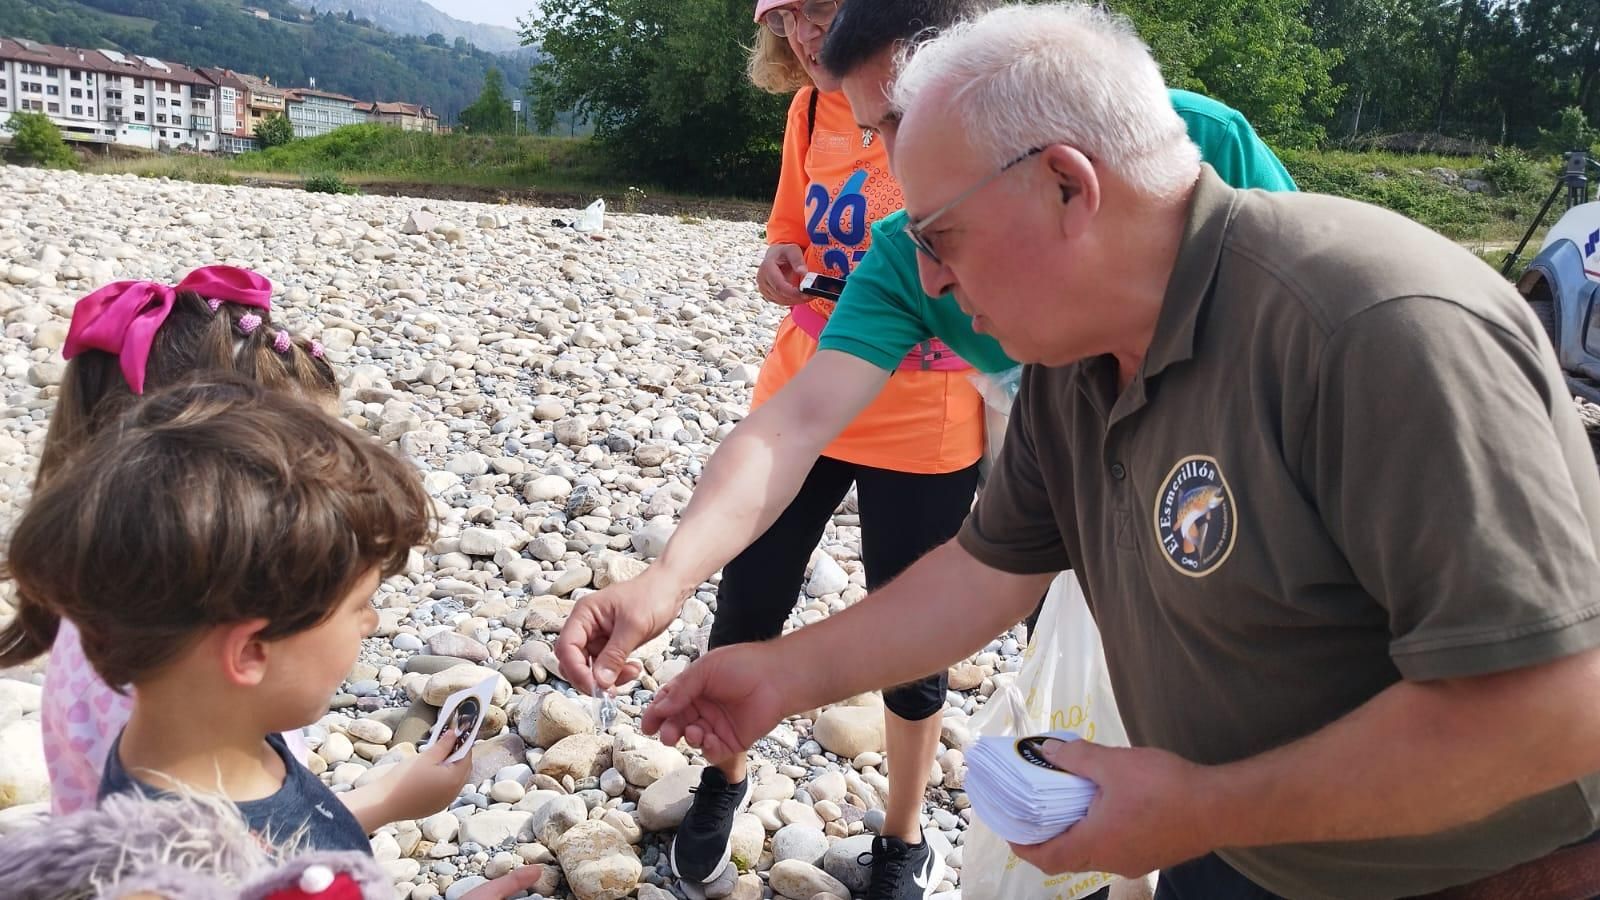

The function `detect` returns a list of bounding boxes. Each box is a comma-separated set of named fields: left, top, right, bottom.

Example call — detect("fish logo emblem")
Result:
left=1154, top=455, right=1236, bottom=575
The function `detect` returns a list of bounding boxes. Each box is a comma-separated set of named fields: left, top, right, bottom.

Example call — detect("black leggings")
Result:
left=710, top=454, right=980, bottom=721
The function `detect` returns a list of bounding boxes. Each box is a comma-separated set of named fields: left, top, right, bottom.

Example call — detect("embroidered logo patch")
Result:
left=1154, top=455, right=1236, bottom=576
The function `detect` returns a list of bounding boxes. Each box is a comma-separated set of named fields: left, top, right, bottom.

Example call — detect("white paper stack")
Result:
left=965, top=730, right=1099, bottom=845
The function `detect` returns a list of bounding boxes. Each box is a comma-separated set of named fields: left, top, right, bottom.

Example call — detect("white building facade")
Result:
left=284, top=89, right=366, bottom=138
left=0, top=38, right=220, bottom=152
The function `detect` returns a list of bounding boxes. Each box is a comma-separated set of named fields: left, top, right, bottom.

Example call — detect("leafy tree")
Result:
left=3, top=111, right=78, bottom=169
left=425, top=32, right=447, bottom=47
left=1538, top=106, right=1600, bottom=155
left=523, top=0, right=787, bottom=194
left=1110, top=0, right=1342, bottom=147
left=458, top=68, right=516, bottom=133
left=254, top=112, right=295, bottom=147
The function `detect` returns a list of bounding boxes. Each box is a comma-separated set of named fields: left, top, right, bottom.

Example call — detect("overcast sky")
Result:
left=424, top=0, right=536, bottom=30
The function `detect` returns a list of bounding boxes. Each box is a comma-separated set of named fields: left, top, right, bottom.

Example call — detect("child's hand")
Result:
left=382, top=725, right=474, bottom=822
left=457, top=865, right=547, bottom=900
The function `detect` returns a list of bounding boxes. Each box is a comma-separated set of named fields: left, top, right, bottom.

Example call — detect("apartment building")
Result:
left=369, top=101, right=439, bottom=133
left=283, top=88, right=365, bottom=138
left=0, top=38, right=111, bottom=144
left=2, top=37, right=440, bottom=154
left=0, top=38, right=220, bottom=151
left=200, top=67, right=256, bottom=154
left=234, top=71, right=285, bottom=137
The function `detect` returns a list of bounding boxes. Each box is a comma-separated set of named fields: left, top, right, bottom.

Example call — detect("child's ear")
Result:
left=218, top=619, right=273, bottom=687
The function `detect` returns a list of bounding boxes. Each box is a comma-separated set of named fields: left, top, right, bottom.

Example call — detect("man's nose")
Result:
left=916, top=249, right=956, bottom=300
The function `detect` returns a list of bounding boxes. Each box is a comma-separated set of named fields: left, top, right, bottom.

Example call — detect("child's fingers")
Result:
left=420, top=724, right=459, bottom=762
left=457, top=865, right=544, bottom=900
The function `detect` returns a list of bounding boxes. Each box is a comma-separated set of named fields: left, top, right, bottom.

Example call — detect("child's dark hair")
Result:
left=1, top=377, right=432, bottom=688
left=0, top=286, right=338, bottom=665
left=820, top=0, right=997, bottom=79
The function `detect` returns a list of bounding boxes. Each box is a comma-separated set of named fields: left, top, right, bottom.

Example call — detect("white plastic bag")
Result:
left=970, top=365, right=1023, bottom=488
left=961, top=571, right=1131, bottom=900
left=574, top=197, right=605, bottom=232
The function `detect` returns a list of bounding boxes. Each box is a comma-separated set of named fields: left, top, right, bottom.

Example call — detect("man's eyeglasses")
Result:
left=761, top=0, right=841, bottom=37
left=904, top=146, right=1046, bottom=265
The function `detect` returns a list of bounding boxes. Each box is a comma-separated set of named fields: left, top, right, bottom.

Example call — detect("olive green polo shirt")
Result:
left=960, top=166, right=1600, bottom=899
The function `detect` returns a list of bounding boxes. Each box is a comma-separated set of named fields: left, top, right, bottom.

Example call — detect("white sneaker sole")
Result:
left=670, top=778, right=753, bottom=884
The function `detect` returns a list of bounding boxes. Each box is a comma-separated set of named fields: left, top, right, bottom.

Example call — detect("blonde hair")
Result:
left=747, top=26, right=812, bottom=95
left=891, top=2, right=1201, bottom=198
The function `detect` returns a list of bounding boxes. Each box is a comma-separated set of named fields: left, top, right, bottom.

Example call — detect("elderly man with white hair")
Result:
left=643, top=4, right=1600, bottom=899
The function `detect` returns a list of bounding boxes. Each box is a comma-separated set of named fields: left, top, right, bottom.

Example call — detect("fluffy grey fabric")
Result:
left=0, top=792, right=393, bottom=900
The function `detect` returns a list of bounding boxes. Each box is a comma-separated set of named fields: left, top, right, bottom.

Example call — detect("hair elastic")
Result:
left=237, top=313, right=263, bottom=335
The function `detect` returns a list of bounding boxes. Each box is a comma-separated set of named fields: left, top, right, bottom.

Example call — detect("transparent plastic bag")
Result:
left=574, top=198, right=605, bottom=233
left=970, top=365, right=1024, bottom=488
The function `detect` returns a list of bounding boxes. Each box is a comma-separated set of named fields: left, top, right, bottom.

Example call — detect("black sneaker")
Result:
left=861, top=834, right=945, bottom=900
left=669, top=767, right=752, bottom=883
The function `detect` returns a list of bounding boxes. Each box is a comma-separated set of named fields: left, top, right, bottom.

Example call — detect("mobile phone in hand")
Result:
left=799, top=272, right=847, bottom=301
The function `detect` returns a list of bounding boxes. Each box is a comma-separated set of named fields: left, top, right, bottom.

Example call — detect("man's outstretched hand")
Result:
left=641, top=644, right=793, bottom=761
left=554, top=570, right=680, bottom=694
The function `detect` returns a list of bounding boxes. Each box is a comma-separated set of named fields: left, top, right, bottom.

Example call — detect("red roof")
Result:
left=199, top=67, right=250, bottom=91
left=234, top=72, right=285, bottom=98
left=0, top=37, right=210, bottom=86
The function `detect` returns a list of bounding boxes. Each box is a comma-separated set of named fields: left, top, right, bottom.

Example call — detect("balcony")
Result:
left=191, top=88, right=213, bottom=100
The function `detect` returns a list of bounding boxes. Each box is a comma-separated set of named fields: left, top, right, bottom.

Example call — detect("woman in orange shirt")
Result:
left=664, top=2, right=984, bottom=896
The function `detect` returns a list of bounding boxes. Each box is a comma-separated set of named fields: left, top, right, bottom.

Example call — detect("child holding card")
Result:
left=3, top=377, right=467, bottom=852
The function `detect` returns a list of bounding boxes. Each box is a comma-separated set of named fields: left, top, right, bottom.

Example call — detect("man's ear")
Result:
left=1042, top=144, right=1101, bottom=238
left=217, top=618, right=273, bottom=687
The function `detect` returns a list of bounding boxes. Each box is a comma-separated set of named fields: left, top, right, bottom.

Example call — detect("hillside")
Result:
left=283, top=0, right=523, bottom=52
left=0, top=0, right=529, bottom=121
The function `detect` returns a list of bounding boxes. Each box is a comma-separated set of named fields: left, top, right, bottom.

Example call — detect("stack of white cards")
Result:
left=965, top=731, right=1099, bottom=845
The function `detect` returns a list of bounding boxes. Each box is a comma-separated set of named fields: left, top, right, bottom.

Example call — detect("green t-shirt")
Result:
left=820, top=88, right=1298, bottom=373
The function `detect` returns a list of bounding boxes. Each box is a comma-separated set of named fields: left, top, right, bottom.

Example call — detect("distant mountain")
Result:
left=0, top=0, right=531, bottom=121
left=285, top=0, right=523, bottom=52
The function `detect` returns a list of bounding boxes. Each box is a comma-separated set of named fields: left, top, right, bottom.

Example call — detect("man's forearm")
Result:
left=772, top=540, right=1054, bottom=714
left=1207, top=646, right=1600, bottom=848
left=650, top=406, right=830, bottom=597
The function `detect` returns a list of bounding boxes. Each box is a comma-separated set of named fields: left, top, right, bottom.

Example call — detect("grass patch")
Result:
left=78, top=125, right=1574, bottom=243
left=1277, top=148, right=1554, bottom=245
left=85, top=126, right=613, bottom=193
left=234, top=125, right=608, bottom=190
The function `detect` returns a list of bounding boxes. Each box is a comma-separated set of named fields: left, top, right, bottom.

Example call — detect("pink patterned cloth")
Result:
left=41, top=619, right=311, bottom=815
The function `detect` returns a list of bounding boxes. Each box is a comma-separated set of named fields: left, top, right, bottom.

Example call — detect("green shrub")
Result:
left=1481, top=148, right=1542, bottom=196
left=3, top=112, right=77, bottom=169
left=254, top=113, right=294, bottom=149
left=1537, top=106, right=1600, bottom=157
left=303, top=172, right=355, bottom=194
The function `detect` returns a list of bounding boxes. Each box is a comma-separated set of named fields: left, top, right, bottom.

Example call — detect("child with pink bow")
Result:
left=0, top=266, right=337, bottom=815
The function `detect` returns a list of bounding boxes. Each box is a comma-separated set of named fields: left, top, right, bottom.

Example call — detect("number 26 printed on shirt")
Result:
left=805, top=169, right=870, bottom=276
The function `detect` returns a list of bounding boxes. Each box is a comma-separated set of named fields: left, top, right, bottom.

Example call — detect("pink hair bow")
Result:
left=62, top=265, right=273, bottom=394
